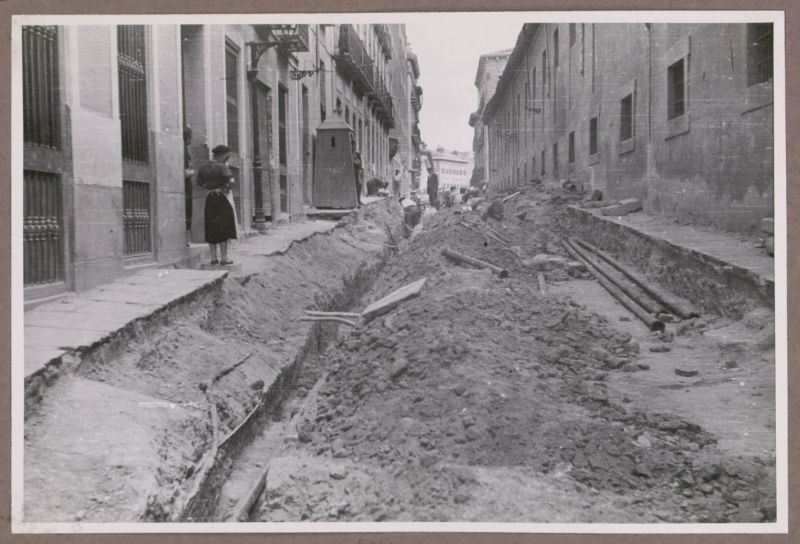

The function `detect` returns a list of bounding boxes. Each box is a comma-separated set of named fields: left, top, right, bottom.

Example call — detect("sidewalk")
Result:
left=23, top=216, right=348, bottom=405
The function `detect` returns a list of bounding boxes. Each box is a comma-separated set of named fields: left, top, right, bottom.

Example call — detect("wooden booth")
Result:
left=312, top=117, right=359, bottom=209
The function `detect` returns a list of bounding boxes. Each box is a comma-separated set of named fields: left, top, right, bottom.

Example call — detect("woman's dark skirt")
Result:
left=204, top=191, right=237, bottom=244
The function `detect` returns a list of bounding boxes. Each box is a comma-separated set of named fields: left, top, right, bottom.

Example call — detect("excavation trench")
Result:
left=176, top=249, right=390, bottom=521
left=168, top=205, right=405, bottom=522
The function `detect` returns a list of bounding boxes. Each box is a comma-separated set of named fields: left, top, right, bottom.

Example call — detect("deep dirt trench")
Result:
left=228, top=186, right=776, bottom=524
left=23, top=200, right=403, bottom=523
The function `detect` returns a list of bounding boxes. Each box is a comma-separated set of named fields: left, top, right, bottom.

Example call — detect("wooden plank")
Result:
left=361, top=278, right=427, bottom=321
left=300, top=316, right=359, bottom=327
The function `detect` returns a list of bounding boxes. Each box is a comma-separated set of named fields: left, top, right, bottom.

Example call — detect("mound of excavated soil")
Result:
left=258, top=200, right=776, bottom=523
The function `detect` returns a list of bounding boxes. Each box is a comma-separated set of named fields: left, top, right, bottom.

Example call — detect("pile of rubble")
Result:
left=254, top=190, right=776, bottom=523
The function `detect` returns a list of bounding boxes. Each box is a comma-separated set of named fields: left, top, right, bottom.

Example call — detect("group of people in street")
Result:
left=184, top=128, right=440, bottom=267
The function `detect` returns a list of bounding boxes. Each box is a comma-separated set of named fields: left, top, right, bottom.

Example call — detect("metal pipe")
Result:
left=572, top=238, right=699, bottom=319
left=441, top=248, right=509, bottom=278
left=568, top=238, right=664, bottom=316
left=564, top=240, right=665, bottom=332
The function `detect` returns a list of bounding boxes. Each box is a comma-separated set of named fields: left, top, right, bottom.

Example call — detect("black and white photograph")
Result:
left=10, top=10, right=787, bottom=534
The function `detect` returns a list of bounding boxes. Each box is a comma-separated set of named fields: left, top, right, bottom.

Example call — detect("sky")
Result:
left=405, top=19, right=522, bottom=154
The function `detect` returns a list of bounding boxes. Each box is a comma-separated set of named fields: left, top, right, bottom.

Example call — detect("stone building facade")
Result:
left=432, top=149, right=474, bottom=192
left=468, top=48, right=511, bottom=187
left=482, top=23, right=774, bottom=234
left=21, top=23, right=421, bottom=299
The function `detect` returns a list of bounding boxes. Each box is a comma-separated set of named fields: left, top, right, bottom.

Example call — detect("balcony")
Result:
left=412, top=126, right=422, bottom=149
left=374, top=24, right=392, bottom=59
left=336, top=24, right=375, bottom=97
left=411, top=85, right=422, bottom=112
left=252, top=25, right=310, bottom=53
left=369, top=78, right=395, bottom=129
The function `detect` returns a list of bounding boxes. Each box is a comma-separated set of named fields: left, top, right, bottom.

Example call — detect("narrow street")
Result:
left=24, top=186, right=775, bottom=524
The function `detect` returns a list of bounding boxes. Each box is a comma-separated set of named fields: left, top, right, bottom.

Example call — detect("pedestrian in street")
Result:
left=392, top=153, right=403, bottom=197
left=426, top=166, right=439, bottom=210
left=183, top=125, right=195, bottom=247
left=197, top=144, right=238, bottom=266
left=352, top=138, right=363, bottom=207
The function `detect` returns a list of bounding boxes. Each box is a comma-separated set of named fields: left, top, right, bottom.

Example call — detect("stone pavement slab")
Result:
left=24, top=268, right=227, bottom=379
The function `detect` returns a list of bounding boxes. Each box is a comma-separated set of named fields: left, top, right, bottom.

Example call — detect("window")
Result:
left=225, top=42, right=239, bottom=153
left=620, top=93, right=633, bottom=142
left=553, top=29, right=559, bottom=70
left=747, top=23, right=773, bottom=86
left=569, top=23, right=576, bottom=46
left=667, top=58, right=685, bottom=119
left=336, top=97, right=342, bottom=116
left=541, top=149, right=545, bottom=176
left=552, top=142, right=559, bottom=178
left=568, top=131, right=575, bottom=163
left=589, top=116, right=598, bottom=155
left=118, top=26, right=148, bottom=163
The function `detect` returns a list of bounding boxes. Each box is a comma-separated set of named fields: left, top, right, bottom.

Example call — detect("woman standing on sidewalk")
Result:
left=197, top=144, right=238, bottom=265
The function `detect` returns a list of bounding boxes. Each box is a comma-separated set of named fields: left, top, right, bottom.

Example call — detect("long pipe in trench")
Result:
left=567, top=238, right=665, bottom=316
left=572, top=238, right=700, bottom=319
left=563, top=240, right=665, bottom=332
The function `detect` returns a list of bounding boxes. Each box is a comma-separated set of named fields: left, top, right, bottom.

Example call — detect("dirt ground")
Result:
left=248, top=186, right=776, bottom=524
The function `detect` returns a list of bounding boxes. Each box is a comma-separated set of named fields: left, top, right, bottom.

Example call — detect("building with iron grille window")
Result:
left=481, top=23, right=774, bottom=234
left=22, top=23, right=422, bottom=299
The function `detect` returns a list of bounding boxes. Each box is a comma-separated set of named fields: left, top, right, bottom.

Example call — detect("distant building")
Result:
left=431, top=147, right=474, bottom=191
left=481, top=23, right=773, bottom=234
left=469, top=48, right=511, bottom=187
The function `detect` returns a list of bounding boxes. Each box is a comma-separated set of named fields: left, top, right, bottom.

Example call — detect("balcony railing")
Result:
left=336, top=24, right=375, bottom=97
left=369, top=76, right=395, bottom=128
left=252, top=25, right=310, bottom=53
left=337, top=24, right=395, bottom=128
left=374, top=24, right=392, bottom=59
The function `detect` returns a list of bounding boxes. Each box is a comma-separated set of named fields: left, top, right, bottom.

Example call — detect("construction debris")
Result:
left=600, top=197, right=643, bottom=216
left=360, top=278, right=428, bottom=322
left=441, top=248, right=509, bottom=278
